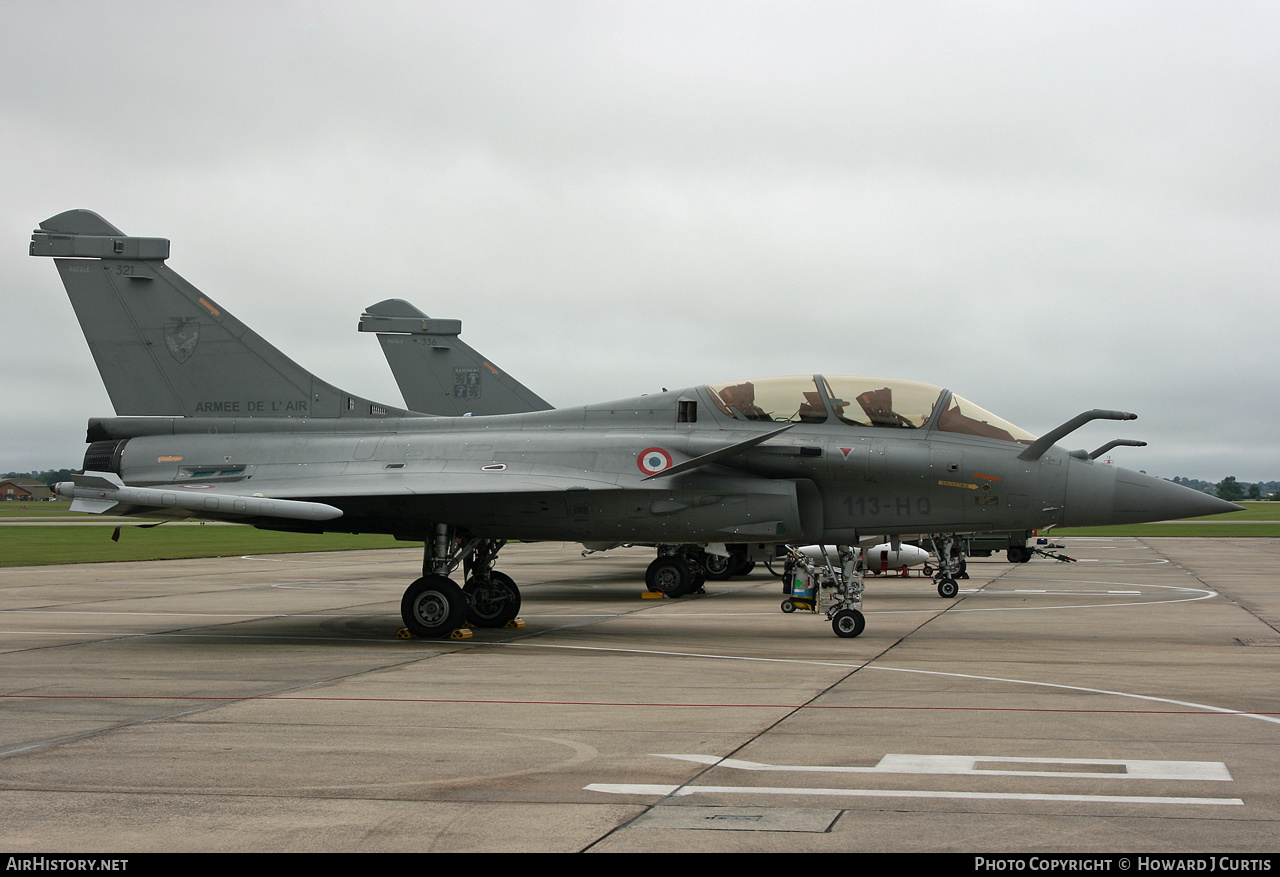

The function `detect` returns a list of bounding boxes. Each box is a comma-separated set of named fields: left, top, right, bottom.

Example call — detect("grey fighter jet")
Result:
left=33, top=210, right=1241, bottom=639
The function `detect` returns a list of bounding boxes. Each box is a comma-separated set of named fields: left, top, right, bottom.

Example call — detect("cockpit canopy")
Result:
left=705, top=375, right=1036, bottom=444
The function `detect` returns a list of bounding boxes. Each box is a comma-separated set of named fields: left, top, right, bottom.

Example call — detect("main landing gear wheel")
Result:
left=401, top=575, right=468, bottom=638
left=463, top=571, right=521, bottom=628
left=646, top=556, right=697, bottom=597
left=700, top=551, right=736, bottom=581
left=936, top=578, right=959, bottom=599
left=831, top=608, right=865, bottom=639
left=1007, top=546, right=1032, bottom=563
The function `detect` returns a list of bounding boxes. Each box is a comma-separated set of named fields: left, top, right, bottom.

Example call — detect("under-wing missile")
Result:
left=55, top=472, right=343, bottom=522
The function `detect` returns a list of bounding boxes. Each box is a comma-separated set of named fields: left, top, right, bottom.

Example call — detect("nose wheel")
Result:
left=831, top=608, right=865, bottom=638
left=931, top=534, right=968, bottom=599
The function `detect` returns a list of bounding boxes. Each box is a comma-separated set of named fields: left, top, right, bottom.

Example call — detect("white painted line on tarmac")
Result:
left=872, top=664, right=1280, bottom=726
left=584, top=783, right=1243, bottom=806
left=1003, top=589, right=1143, bottom=595
left=657, top=753, right=1233, bottom=781
left=493, top=641, right=1280, bottom=726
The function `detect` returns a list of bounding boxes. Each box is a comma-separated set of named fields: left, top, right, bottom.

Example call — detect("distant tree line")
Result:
left=1171, top=476, right=1280, bottom=501
left=2, top=469, right=79, bottom=486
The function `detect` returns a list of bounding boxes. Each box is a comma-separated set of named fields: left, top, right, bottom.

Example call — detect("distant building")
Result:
left=0, top=478, right=55, bottom=501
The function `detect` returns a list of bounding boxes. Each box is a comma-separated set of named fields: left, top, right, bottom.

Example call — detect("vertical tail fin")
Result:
left=31, top=210, right=413, bottom=419
left=359, top=299, right=552, bottom=416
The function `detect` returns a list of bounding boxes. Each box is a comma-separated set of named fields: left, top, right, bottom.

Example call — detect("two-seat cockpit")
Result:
left=705, top=375, right=1036, bottom=445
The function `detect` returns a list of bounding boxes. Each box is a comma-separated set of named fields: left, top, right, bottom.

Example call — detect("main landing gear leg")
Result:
left=400, top=525, right=522, bottom=638
left=929, top=534, right=966, bottom=599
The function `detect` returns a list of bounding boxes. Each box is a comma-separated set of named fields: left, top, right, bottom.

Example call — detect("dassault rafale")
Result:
left=32, top=210, right=1240, bottom=639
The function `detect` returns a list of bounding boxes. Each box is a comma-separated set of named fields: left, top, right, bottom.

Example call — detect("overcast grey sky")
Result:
left=3, top=0, right=1276, bottom=481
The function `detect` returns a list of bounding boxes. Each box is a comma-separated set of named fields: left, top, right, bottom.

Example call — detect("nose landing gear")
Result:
left=778, top=545, right=868, bottom=638
left=930, top=534, right=967, bottom=599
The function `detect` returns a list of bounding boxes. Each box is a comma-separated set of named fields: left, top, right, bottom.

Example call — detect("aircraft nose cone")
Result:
left=1063, top=462, right=1243, bottom=527
left=1111, top=468, right=1243, bottom=524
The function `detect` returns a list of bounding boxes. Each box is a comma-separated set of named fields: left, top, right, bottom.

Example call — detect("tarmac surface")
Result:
left=1, top=537, right=1277, bottom=853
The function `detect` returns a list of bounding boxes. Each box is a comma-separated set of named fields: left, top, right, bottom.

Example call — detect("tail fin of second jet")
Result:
left=359, top=299, right=552, bottom=416
left=31, top=210, right=413, bottom=419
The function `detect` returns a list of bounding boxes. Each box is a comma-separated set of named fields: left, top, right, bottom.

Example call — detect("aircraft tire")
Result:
left=700, top=551, right=736, bottom=581
left=937, top=578, right=959, bottom=599
left=1006, top=546, right=1031, bottom=563
left=729, top=550, right=756, bottom=577
left=646, top=556, right=696, bottom=597
left=831, top=608, right=865, bottom=639
left=463, top=572, right=521, bottom=628
left=401, top=575, right=468, bottom=638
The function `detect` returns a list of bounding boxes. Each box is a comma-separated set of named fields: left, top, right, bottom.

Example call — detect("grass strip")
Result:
left=0, top=525, right=402, bottom=567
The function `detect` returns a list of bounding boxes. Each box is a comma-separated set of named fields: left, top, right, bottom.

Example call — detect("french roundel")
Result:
left=637, top=447, right=673, bottom=475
